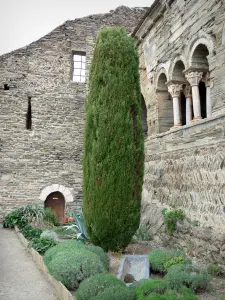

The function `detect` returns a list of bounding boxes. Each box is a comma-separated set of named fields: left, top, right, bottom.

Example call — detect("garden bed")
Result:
left=15, top=226, right=75, bottom=300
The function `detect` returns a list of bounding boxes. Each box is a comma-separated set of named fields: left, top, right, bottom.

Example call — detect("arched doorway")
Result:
left=44, top=191, right=65, bottom=220
left=191, top=44, right=209, bottom=119
left=157, top=73, right=173, bottom=133
left=141, top=94, right=148, bottom=137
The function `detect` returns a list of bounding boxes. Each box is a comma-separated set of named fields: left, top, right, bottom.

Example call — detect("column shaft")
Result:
left=186, top=97, right=192, bottom=124
left=173, top=96, right=181, bottom=126
left=192, top=85, right=202, bottom=120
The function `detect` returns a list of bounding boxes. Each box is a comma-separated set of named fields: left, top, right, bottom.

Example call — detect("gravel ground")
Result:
left=0, top=226, right=56, bottom=300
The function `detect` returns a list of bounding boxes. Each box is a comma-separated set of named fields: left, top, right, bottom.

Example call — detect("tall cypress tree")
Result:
left=83, top=27, right=144, bottom=251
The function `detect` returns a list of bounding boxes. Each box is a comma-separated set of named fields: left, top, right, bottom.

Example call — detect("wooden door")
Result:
left=45, top=192, right=65, bottom=221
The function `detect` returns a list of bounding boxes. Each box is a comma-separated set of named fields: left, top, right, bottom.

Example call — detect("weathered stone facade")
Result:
left=0, top=6, right=147, bottom=219
left=133, top=0, right=225, bottom=266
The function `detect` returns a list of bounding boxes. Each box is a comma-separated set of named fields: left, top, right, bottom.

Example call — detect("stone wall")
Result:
left=133, top=0, right=225, bottom=265
left=0, top=6, right=147, bottom=219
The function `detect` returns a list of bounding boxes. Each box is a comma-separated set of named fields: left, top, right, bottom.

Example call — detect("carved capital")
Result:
left=168, top=84, right=183, bottom=98
left=185, top=71, right=203, bottom=86
left=183, top=84, right=192, bottom=98
left=202, top=72, right=210, bottom=87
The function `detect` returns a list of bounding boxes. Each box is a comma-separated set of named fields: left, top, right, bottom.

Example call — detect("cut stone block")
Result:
left=117, top=255, right=150, bottom=283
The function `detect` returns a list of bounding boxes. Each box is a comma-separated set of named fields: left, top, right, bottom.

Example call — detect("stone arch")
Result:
left=171, top=59, right=187, bottom=82
left=191, top=44, right=209, bottom=119
left=168, top=56, right=187, bottom=81
left=156, top=72, right=173, bottom=133
left=39, top=184, right=73, bottom=203
left=187, top=35, right=215, bottom=68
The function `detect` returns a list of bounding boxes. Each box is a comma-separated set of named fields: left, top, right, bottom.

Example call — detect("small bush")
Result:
left=91, top=285, right=136, bottom=300
left=164, top=255, right=185, bottom=272
left=207, top=263, right=222, bottom=276
left=136, top=280, right=168, bottom=300
left=129, top=279, right=149, bottom=289
left=28, top=238, right=57, bottom=255
left=140, top=287, right=198, bottom=300
left=132, top=224, right=150, bottom=242
left=46, top=249, right=105, bottom=290
left=3, top=208, right=28, bottom=228
left=54, top=226, right=76, bottom=239
left=165, top=264, right=211, bottom=292
left=162, top=209, right=185, bottom=233
left=148, top=249, right=185, bottom=273
left=43, top=240, right=85, bottom=266
left=40, top=230, right=58, bottom=241
left=20, top=224, right=43, bottom=240
left=86, top=245, right=110, bottom=271
left=44, top=208, right=60, bottom=226
left=75, top=274, right=125, bottom=300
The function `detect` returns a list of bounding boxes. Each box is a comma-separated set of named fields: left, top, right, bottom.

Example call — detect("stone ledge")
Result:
left=15, top=226, right=75, bottom=300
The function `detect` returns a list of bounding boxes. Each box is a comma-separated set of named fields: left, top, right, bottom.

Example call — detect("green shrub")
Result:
left=20, top=224, right=42, bottom=240
left=40, top=230, right=58, bottom=241
left=140, top=287, right=198, bottom=300
left=162, top=209, right=185, bottom=233
left=132, top=224, right=151, bottom=242
left=136, top=279, right=168, bottom=300
left=44, top=208, right=60, bottom=226
left=86, top=245, right=110, bottom=271
left=3, top=208, right=28, bottom=228
left=165, top=264, right=211, bottom=292
left=54, top=226, right=76, bottom=239
left=46, top=249, right=105, bottom=290
left=148, top=249, right=185, bottom=274
left=75, top=274, right=125, bottom=300
left=43, top=240, right=85, bottom=266
left=129, top=279, right=149, bottom=289
left=164, top=255, right=185, bottom=272
left=206, top=262, right=222, bottom=276
left=83, top=26, right=144, bottom=251
left=91, top=285, right=136, bottom=300
left=28, top=238, right=58, bottom=255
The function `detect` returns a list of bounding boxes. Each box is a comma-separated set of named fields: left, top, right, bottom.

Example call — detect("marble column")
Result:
left=203, top=72, right=212, bottom=118
left=183, top=85, right=192, bottom=124
left=168, top=84, right=183, bottom=127
left=185, top=71, right=203, bottom=121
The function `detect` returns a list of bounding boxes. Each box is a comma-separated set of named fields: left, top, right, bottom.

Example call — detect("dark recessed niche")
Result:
left=26, top=96, right=32, bottom=130
left=4, top=84, right=10, bottom=90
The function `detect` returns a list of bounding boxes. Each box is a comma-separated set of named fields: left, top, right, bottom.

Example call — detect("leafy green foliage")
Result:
left=40, top=230, right=58, bottom=241
left=162, top=209, right=185, bottom=233
left=83, top=27, right=144, bottom=251
left=137, top=287, right=198, bottom=300
left=164, top=256, right=185, bottom=273
left=75, top=274, right=125, bottom=300
left=165, top=264, right=211, bottom=292
left=132, top=224, right=151, bottom=242
left=136, top=279, right=168, bottom=299
left=3, top=208, right=28, bottom=228
left=148, top=249, right=185, bottom=274
left=46, top=248, right=105, bottom=290
left=20, top=224, right=43, bottom=240
left=28, top=238, right=57, bottom=255
left=206, top=263, right=222, bottom=276
left=43, top=208, right=60, bottom=226
left=54, top=226, right=76, bottom=239
left=91, top=285, right=136, bottom=300
left=86, top=245, right=110, bottom=271
left=43, top=240, right=85, bottom=266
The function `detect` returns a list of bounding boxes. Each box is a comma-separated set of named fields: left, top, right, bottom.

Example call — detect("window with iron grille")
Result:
left=73, top=52, right=86, bottom=82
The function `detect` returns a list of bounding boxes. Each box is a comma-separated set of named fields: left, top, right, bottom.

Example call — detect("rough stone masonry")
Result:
left=0, top=6, right=147, bottom=218
left=133, top=0, right=225, bottom=268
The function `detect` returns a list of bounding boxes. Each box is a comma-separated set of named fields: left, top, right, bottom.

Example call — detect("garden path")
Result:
left=0, top=226, right=56, bottom=300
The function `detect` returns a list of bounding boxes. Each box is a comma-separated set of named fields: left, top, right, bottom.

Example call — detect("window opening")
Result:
left=26, top=96, right=32, bottom=130
left=4, top=84, right=10, bottom=90
left=73, top=52, right=86, bottom=82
